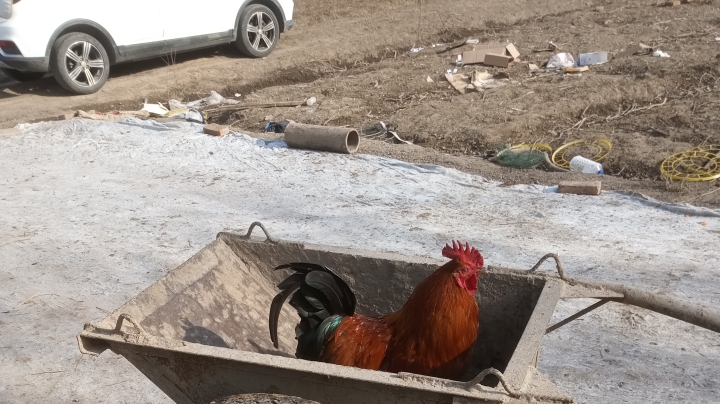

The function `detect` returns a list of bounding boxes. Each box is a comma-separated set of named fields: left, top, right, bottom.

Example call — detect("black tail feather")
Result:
left=268, top=262, right=356, bottom=352
left=269, top=284, right=300, bottom=348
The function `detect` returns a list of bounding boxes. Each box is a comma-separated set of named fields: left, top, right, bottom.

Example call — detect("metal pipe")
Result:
left=573, top=281, right=720, bottom=334
left=611, top=285, right=720, bottom=334
left=284, top=122, right=360, bottom=154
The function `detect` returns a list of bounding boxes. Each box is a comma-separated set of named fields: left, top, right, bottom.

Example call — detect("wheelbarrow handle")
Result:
left=607, top=284, right=720, bottom=334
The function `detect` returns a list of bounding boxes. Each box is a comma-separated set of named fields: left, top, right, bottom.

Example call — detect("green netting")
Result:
left=491, top=144, right=547, bottom=169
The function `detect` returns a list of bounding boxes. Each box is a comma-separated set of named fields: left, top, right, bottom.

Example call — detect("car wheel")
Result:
left=0, top=68, right=45, bottom=82
left=235, top=4, right=280, bottom=58
left=50, top=33, right=110, bottom=95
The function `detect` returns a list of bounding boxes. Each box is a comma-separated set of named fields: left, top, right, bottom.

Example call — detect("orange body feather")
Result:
left=321, top=260, right=479, bottom=379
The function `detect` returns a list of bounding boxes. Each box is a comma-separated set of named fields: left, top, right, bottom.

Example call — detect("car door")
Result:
left=91, top=0, right=163, bottom=46
left=159, top=0, right=241, bottom=41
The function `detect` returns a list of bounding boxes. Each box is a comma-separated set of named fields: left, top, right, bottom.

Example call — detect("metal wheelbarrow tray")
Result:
left=77, top=222, right=720, bottom=404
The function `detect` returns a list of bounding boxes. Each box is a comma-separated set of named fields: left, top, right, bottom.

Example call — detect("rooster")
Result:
left=269, top=241, right=483, bottom=380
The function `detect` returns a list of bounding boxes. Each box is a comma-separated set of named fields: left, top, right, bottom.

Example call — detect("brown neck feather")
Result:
left=384, top=261, right=478, bottom=331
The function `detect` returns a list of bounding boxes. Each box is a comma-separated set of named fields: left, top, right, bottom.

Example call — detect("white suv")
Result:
left=0, top=0, right=294, bottom=94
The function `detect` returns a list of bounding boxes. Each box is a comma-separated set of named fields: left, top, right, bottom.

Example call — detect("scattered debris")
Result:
left=170, top=91, right=240, bottom=110
left=445, top=70, right=509, bottom=94
left=141, top=103, right=170, bottom=117
left=490, top=144, right=547, bottom=169
left=660, top=145, right=720, bottom=182
left=434, top=38, right=479, bottom=54
left=460, top=43, right=519, bottom=67
left=558, top=181, right=602, bottom=196
left=410, top=47, right=424, bottom=53
left=664, top=0, right=681, bottom=6
left=483, top=53, right=513, bottom=68
left=489, top=144, right=567, bottom=172
left=653, top=49, right=670, bottom=58
left=595, top=6, right=605, bottom=12
left=617, top=43, right=653, bottom=58
left=426, top=76, right=434, bottom=83
left=577, top=52, right=608, bottom=66
left=265, top=120, right=292, bottom=133
left=203, top=123, right=230, bottom=137
left=473, top=71, right=508, bottom=89
left=76, top=110, right=150, bottom=121
left=306, top=97, right=317, bottom=106
left=167, top=108, right=206, bottom=124
left=533, top=41, right=559, bottom=52
left=569, top=155, right=605, bottom=174
left=360, top=121, right=411, bottom=144
left=528, top=63, right=540, bottom=72
left=551, top=138, right=613, bottom=169
left=565, top=66, right=589, bottom=74
left=204, top=100, right=308, bottom=113
left=445, top=72, right=471, bottom=94
left=546, top=53, right=576, bottom=69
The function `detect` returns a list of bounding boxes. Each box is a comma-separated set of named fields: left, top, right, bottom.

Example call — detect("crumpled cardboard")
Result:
left=460, top=43, right=520, bottom=67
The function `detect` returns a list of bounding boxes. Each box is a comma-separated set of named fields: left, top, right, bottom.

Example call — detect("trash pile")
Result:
left=359, top=121, right=412, bottom=144
left=489, top=138, right=612, bottom=175
left=445, top=70, right=510, bottom=94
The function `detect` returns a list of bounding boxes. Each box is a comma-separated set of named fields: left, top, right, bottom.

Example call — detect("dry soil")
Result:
left=1, top=0, right=720, bottom=206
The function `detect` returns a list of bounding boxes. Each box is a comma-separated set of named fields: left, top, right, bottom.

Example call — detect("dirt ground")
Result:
left=1, top=0, right=720, bottom=207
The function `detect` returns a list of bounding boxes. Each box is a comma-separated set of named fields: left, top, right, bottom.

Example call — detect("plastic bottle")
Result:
left=569, top=155, right=604, bottom=174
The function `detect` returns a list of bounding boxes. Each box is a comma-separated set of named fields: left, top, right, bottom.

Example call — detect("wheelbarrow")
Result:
left=77, top=222, right=720, bottom=404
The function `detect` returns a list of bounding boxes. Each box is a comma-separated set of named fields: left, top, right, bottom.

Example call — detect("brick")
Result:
left=558, top=181, right=602, bottom=196
left=203, top=123, right=230, bottom=137
left=58, top=112, right=77, bottom=120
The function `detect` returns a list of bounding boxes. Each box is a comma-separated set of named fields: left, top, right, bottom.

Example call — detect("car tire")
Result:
left=50, top=33, right=110, bottom=95
left=235, top=4, right=280, bottom=58
left=0, top=68, right=45, bottom=82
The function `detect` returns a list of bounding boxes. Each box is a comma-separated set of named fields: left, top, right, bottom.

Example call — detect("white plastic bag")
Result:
left=546, top=53, right=575, bottom=69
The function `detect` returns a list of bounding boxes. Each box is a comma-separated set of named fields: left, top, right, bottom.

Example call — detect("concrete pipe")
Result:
left=283, top=122, right=360, bottom=154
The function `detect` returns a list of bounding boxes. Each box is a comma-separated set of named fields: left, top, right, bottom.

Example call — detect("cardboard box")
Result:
left=505, top=43, right=520, bottom=59
left=461, top=44, right=506, bottom=65
left=484, top=54, right=513, bottom=68
left=461, top=43, right=518, bottom=67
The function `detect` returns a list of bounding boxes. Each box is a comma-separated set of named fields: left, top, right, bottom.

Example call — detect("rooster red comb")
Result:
left=442, top=240, right=484, bottom=269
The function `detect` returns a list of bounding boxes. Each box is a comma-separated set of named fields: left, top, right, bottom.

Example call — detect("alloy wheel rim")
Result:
left=64, top=41, right=104, bottom=87
left=246, top=11, right=276, bottom=51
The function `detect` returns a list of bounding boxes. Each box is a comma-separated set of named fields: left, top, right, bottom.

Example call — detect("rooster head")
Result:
left=442, top=240, right=484, bottom=295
